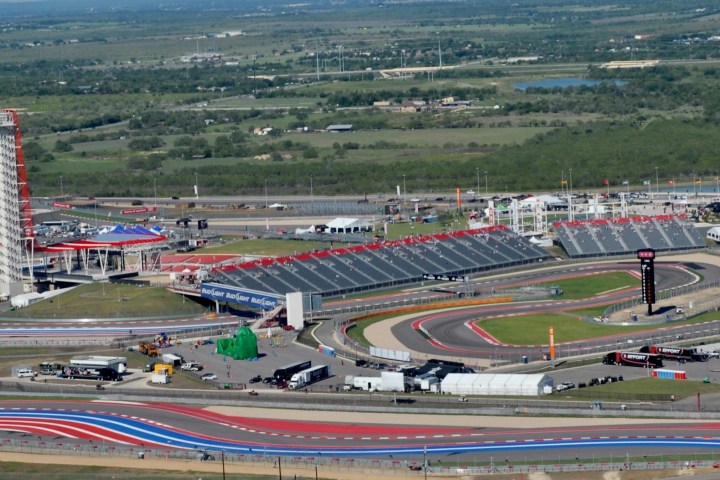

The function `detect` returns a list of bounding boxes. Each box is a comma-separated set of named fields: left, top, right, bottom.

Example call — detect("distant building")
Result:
left=326, top=124, right=353, bottom=132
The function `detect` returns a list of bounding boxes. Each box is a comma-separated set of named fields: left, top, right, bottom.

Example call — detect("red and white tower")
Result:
left=0, top=109, right=34, bottom=298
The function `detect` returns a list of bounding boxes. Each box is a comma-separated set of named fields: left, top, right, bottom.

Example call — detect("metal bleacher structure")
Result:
left=208, top=225, right=551, bottom=297
left=553, top=214, right=706, bottom=258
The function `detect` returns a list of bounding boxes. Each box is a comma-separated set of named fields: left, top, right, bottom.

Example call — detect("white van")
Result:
left=16, top=368, right=36, bottom=378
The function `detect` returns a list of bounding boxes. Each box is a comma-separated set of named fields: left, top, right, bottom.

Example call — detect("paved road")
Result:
left=0, top=400, right=717, bottom=464
left=316, top=259, right=720, bottom=366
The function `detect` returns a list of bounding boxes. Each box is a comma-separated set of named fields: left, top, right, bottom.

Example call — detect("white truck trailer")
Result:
left=288, top=365, right=330, bottom=389
left=353, top=376, right=382, bottom=391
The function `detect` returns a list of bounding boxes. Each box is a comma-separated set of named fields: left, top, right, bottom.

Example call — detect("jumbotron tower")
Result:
left=0, top=109, right=34, bottom=298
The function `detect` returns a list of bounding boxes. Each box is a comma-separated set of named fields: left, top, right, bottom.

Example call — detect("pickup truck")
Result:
left=180, top=362, right=202, bottom=372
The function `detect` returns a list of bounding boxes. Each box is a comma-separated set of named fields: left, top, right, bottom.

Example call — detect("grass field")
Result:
left=563, top=377, right=720, bottom=400
left=1, top=284, right=206, bottom=320
left=531, top=272, right=637, bottom=300
left=0, top=462, right=280, bottom=480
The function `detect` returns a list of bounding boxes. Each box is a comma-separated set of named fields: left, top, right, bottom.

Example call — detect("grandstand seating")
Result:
left=211, top=225, right=550, bottom=297
left=554, top=215, right=705, bottom=258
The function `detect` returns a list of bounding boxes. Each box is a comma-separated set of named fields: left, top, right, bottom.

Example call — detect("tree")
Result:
left=54, top=140, right=73, bottom=152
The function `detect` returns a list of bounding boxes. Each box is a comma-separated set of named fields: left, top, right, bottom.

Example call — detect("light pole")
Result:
left=153, top=177, right=157, bottom=208
left=402, top=175, right=406, bottom=197
left=252, top=55, right=257, bottom=95
left=476, top=167, right=480, bottom=196
left=60, top=175, right=64, bottom=197
left=310, top=174, right=314, bottom=203
left=437, top=32, right=442, bottom=69
left=194, top=173, right=199, bottom=200
left=264, top=178, right=268, bottom=208
left=484, top=171, right=488, bottom=196
left=655, top=166, right=659, bottom=195
left=569, top=168, right=573, bottom=197
left=692, top=169, right=696, bottom=197
left=221, top=450, right=226, bottom=480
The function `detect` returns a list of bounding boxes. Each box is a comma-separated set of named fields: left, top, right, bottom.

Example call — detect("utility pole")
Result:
left=315, top=51, right=320, bottom=81
left=252, top=55, right=257, bottom=95
left=437, top=32, right=442, bottom=69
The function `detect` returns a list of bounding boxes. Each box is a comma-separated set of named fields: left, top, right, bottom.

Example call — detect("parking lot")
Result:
left=155, top=330, right=380, bottom=392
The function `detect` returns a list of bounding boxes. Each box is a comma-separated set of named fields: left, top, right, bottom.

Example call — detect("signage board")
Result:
left=200, top=282, right=283, bottom=310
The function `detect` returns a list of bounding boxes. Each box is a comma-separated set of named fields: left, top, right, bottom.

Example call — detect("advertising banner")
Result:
left=52, top=202, right=72, bottom=209
left=200, top=282, right=283, bottom=310
left=121, top=207, right=157, bottom=215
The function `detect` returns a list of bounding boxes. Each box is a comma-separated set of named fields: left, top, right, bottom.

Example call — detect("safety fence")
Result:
left=0, top=324, right=235, bottom=348
left=6, top=379, right=720, bottom=416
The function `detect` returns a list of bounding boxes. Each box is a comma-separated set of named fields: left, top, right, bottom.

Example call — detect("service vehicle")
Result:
left=603, top=352, right=663, bottom=368
left=288, top=365, right=330, bottom=389
left=15, top=368, right=37, bottom=378
left=201, top=373, right=218, bottom=381
left=59, top=366, right=121, bottom=381
left=273, top=360, right=311, bottom=381
left=639, top=345, right=708, bottom=362
left=180, top=362, right=202, bottom=372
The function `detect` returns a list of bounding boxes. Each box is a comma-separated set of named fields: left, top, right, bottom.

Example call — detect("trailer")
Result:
left=59, top=366, right=121, bottom=381
left=161, top=353, right=183, bottom=367
left=273, top=360, right=311, bottom=381
left=639, top=345, right=708, bottom=362
left=353, top=376, right=383, bottom=391
left=288, top=365, right=330, bottom=389
left=603, top=352, right=663, bottom=368
left=377, top=371, right=412, bottom=392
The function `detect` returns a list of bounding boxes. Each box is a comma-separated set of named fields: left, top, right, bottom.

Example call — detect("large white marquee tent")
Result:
left=440, top=373, right=554, bottom=396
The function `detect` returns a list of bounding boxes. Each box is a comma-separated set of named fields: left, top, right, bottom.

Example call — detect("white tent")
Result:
left=440, top=373, right=553, bottom=396
left=519, top=195, right=562, bottom=209
left=326, top=217, right=374, bottom=234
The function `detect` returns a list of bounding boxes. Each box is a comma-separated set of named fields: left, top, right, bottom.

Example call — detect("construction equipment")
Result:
left=138, top=342, right=160, bottom=357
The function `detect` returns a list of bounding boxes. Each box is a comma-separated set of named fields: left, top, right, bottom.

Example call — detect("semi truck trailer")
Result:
left=603, top=352, right=663, bottom=368
left=288, top=365, right=330, bottom=389
left=639, top=345, right=708, bottom=362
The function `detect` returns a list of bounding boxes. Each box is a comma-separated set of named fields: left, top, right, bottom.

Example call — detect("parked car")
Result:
left=556, top=382, right=575, bottom=392
left=201, top=373, right=217, bottom=381
left=262, top=376, right=273, bottom=384
left=249, top=375, right=262, bottom=384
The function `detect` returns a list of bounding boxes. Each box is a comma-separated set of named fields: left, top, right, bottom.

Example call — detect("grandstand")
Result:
left=554, top=215, right=705, bottom=258
left=209, top=225, right=550, bottom=297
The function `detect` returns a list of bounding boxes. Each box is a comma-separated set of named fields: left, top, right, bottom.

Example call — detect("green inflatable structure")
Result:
left=216, top=326, right=258, bottom=360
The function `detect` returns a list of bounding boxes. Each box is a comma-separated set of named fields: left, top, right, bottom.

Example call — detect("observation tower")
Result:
left=0, top=109, right=34, bottom=298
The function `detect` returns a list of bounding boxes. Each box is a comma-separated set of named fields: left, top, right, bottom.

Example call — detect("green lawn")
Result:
left=478, top=313, right=650, bottom=344
left=562, top=377, right=720, bottom=401
left=479, top=309, right=720, bottom=345
left=1, top=284, right=206, bottom=320
left=536, top=272, right=637, bottom=300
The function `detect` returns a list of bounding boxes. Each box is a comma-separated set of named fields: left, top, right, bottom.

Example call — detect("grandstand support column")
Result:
left=510, top=198, right=520, bottom=234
